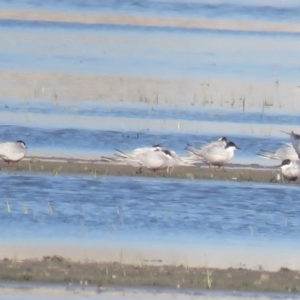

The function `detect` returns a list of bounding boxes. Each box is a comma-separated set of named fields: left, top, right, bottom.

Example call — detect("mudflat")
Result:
left=0, top=256, right=299, bottom=293
left=1, top=158, right=286, bottom=184
left=0, top=71, right=299, bottom=114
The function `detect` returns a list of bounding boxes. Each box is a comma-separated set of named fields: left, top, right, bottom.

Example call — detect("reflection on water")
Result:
left=0, top=173, right=299, bottom=248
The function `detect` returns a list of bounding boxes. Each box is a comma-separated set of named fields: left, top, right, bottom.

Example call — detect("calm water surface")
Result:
left=1, top=23, right=300, bottom=82
left=0, top=173, right=299, bottom=248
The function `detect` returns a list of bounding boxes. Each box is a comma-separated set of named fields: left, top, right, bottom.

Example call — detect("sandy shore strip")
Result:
left=1, top=9, right=300, bottom=34
left=0, top=158, right=285, bottom=184
left=0, top=252, right=299, bottom=293
left=2, top=239, right=300, bottom=272
left=1, top=71, right=299, bottom=113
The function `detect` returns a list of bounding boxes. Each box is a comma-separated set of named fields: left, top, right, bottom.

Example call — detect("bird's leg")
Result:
left=135, top=167, right=142, bottom=174
left=152, top=170, right=157, bottom=176
left=7, top=161, right=13, bottom=167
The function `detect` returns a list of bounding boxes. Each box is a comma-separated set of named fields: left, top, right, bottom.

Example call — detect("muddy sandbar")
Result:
left=0, top=256, right=299, bottom=294
left=0, top=158, right=285, bottom=184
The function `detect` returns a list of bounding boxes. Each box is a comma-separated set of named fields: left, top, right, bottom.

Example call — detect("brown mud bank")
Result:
left=0, top=158, right=288, bottom=184
left=1, top=256, right=300, bottom=293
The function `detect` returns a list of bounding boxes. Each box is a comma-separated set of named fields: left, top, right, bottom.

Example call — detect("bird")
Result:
left=185, top=141, right=240, bottom=170
left=114, top=144, right=162, bottom=160
left=114, top=145, right=188, bottom=175
left=280, top=131, right=300, bottom=158
left=256, top=143, right=298, bottom=161
left=276, top=159, right=300, bottom=182
left=0, top=140, right=27, bottom=166
left=118, top=148, right=175, bottom=175
left=208, top=136, right=228, bottom=148
left=185, top=136, right=228, bottom=157
left=114, top=145, right=163, bottom=173
left=186, top=136, right=228, bottom=153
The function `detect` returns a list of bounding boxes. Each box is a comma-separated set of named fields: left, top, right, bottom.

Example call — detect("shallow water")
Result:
left=3, top=99, right=300, bottom=125
left=1, top=21, right=300, bottom=82
left=0, top=173, right=299, bottom=248
left=0, top=284, right=299, bottom=300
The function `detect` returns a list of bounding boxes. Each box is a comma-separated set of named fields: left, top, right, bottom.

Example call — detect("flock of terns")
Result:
left=0, top=131, right=300, bottom=181
left=262, top=130, right=300, bottom=182
left=106, top=137, right=239, bottom=175
left=106, top=131, right=300, bottom=181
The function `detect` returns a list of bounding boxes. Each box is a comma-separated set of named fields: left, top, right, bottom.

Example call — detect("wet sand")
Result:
left=0, top=255, right=299, bottom=293
left=2, top=157, right=285, bottom=184
left=1, top=71, right=299, bottom=113
left=1, top=9, right=300, bottom=34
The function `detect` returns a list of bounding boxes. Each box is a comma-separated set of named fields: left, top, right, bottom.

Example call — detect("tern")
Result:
left=185, top=141, right=240, bottom=169
left=114, top=146, right=187, bottom=175
left=185, top=136, right=228, bottom=158
left=114, top=144, right=162, bottom=159
left=256, top=143, right=298, bottom=161
left=280, top=131, right=300, bottom=158
left=209, top=136, right=228, bottom=148
left=0, top=140, right=27, bottom=166
left=276, top=159, right=300, bottom=182
left=186, top=136, right=228, bottom=157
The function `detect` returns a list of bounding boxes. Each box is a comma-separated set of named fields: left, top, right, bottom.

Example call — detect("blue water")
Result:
left=0, top=173, right=299, bottom=248
left=1, top=24, right=300, bottom=82
left=0, top=124, right=291, bottom=164
left=3, top=100, right=300, bottom=126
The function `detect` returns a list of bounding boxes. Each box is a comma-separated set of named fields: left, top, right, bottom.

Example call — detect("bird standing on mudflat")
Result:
left=185, top=141, right=240, bottom=170
left=280, top=130, right=300, bottom=158
left=256, top=143, right=298, bottom=161
left=114, top=147, right=185, bottom=175
left=185, top=136, right=227, bottom=156
left=0, top=140, right=27, bottom=166
left=276, top=159, right=300, bottom=182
